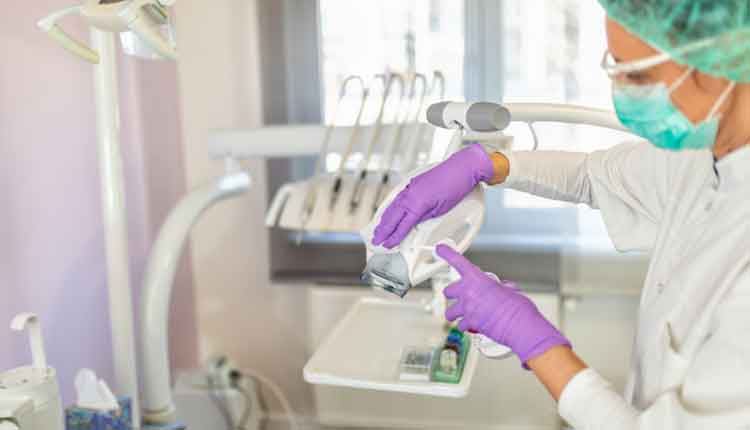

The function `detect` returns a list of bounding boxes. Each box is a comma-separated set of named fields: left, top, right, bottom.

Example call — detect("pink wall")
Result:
left=0, top=1, right=197, bottom=404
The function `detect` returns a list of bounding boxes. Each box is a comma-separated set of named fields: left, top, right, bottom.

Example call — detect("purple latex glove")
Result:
left=372, top=144, right=494, bottom=249
left=437, top=244, right=571, bottom=367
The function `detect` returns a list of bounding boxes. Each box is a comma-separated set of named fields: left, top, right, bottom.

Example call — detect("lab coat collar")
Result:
left=715, top=144, right=750, bottom=192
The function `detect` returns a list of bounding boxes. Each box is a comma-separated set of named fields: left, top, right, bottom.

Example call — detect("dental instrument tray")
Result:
left=303, top=297, right=480, bottom=398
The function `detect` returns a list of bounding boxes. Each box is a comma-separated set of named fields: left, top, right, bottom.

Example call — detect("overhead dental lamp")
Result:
left=37, top=0, right=177, bottom=63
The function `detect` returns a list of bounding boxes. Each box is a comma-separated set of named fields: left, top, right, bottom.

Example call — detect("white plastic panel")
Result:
left=304, top=298, right=480, bottom=398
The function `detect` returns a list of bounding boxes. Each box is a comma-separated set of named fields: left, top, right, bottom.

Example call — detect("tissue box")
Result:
left=65, top=397, right=132, bottom=430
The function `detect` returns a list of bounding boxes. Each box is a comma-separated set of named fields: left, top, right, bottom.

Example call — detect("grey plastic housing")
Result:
left=426, top=101, right=452, bottom=129
left=426, top=102, right=512, bottom=133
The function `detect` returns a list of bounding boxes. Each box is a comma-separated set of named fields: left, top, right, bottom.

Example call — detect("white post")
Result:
left=90, top=29, right=140, bottom=428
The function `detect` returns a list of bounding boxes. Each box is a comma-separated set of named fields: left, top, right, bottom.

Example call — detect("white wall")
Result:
left=1, top=1, right=198, bottom=403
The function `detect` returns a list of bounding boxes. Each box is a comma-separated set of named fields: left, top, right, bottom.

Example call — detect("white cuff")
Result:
left=558, top=368, right=638, bottom=430
left=559, top=369, right=610, bottom=418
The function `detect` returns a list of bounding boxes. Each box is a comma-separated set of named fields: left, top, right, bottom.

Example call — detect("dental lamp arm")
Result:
left=140, top=170, right=251, bottom=424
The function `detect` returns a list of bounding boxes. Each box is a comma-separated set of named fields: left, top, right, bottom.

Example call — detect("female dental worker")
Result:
left=372, top=1, right=750, bottom=429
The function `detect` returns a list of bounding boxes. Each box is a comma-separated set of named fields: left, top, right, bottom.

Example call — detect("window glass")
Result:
left=500, top=0, right=632, bottom=216
left=319, top=0, right=465, bottom=123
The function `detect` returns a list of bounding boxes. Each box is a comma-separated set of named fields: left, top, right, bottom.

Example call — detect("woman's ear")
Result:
left=694, top=70, right=731, bottom=96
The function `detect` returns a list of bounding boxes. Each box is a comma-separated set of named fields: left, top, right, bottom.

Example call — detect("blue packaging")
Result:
left=65, top=397, right=132, bottom=430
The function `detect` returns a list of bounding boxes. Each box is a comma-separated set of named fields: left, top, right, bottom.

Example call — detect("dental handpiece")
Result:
left=296, top=76, right=368, bottom=243
left=300, top=76, right=367, bottom=224
left=349, top=74, right=405, bottom=213
left=402, top=71, right=445, bottom=172
left=372, top=74, right=428, bottom=212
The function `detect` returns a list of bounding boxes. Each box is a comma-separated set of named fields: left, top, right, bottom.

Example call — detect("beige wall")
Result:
left=173, top=0, right=318, bottom=418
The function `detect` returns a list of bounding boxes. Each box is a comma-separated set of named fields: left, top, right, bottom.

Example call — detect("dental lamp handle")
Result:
left=38, top=7, right=100, bottom=64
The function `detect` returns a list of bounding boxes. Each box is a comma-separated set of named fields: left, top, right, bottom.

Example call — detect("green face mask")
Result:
left=611, top=68, right=735, bottom=151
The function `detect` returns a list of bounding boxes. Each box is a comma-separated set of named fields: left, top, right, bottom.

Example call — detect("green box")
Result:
left=431, top=331, right=471, bottom=384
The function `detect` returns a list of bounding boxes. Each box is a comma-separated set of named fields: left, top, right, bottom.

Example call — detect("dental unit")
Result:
left=135, top=99, right=631, bottom=424
left=29, top=12, right=637, bottom=420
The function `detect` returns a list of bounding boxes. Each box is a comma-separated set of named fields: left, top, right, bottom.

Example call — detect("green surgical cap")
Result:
left=598, top=0, right=750, bottom=82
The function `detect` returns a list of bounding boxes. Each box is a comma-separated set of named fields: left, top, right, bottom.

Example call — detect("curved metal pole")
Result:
left=140, top=170, right=251, bottom=425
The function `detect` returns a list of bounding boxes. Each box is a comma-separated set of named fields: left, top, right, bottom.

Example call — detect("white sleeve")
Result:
left=502, top=142, right=674, bottom=252
left=559, top=269, right=750, bottom=430
left=558, top=368, right=638, bottom=429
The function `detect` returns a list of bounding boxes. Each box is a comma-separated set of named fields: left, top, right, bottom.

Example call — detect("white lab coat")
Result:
left=502, top=142, right=750, bottom=429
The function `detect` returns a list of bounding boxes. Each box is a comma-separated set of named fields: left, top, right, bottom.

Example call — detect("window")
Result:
left=318, top=0, right=465, bottom=122
left=484, top=0, right=632, bottom=244
left=498, top=1, right=634, bottom=206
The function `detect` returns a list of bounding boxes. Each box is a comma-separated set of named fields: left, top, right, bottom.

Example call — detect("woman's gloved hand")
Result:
left=437, top=244, right=572, bottom=367
left=372, top=144, right=495, bottom=249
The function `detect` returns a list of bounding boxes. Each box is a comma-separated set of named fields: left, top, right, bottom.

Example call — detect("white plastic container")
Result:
left=0, top=314, right=64, bottom=430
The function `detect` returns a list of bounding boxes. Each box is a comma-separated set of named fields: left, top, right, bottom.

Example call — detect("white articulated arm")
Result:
left=140, top=171, right=251, bottom=424
left=427, top=102, right=627, bottom=133
left=503, top=103, right=627, bottom=131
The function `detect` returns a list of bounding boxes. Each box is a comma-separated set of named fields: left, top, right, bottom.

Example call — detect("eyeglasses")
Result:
left=601, top=36, right=717, bottom=79
left=600, top=50, right=672, bottom=78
